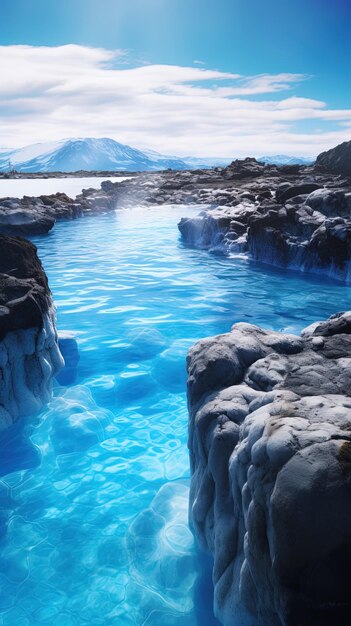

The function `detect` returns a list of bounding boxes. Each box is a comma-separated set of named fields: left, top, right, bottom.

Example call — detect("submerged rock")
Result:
left=0, top=236, right=63, bottom=428
left=56, top=331, right=79, bottom=385
left=187, top=311, right=351, bottom=625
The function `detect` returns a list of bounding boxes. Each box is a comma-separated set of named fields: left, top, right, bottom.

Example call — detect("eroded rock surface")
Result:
left=177, top=158, right=351, bottom=281
left=187, top=311, right=351, bottom=626
left=0, top=236, right=63, bottom=428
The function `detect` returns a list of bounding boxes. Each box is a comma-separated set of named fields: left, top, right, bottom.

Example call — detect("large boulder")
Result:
left=305, top=188, right=349, bottom=216
left=275, top=182, right=320, bottom=204
left=315, top=140, right=351, bottom=177
left=187, top=312, right=351, bottom=625
left=0, top=202, right=55, bottom=235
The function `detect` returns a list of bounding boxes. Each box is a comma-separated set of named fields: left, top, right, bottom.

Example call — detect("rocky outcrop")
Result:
left=0, top=236, right=63, bottom=429
left=187, top=311, right=351, bottom=626
left=94, top=155, right=351, bottom=282
left=0, top=174, right=165, bottom=236
left=0, top=193, right=80, bottom=236
left=1, top=142, right=350, bottom=284
left=0, top=184, right=126, bottom=236
left=178, top=172, right=351, bottom=281
left=315, top=140, right=351, bottom=177
left=223, top=157, right=267, bottom=179
left=0, top=160, right=303, bottom=236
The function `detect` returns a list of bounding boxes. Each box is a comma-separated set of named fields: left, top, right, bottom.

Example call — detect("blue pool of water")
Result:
left=1, top=204, right=351, bottom=625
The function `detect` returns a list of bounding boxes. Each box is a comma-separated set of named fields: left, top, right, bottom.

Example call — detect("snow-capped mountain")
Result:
left=0, top=138, right=224, bottom=173
left=0, top=138, right=191, bottom=173
left=258, top=155, right=315, bottom=166
left=0, top=138, right=314, bottom=173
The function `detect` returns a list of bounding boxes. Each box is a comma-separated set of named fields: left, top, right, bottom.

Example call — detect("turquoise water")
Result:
left=1, top=204, right=351, bottom=626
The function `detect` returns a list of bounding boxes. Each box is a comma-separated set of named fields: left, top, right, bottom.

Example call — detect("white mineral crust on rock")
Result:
left=0, top=308, right=64, bottom=430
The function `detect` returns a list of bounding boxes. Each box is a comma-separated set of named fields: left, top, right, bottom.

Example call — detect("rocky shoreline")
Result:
left=187, top=310, right=351, bottom=626
left=0, top=170, right=137, bottom=180
left=178, top=168, right=351, bottom=282
left=1, top=141, right=350, bottom=281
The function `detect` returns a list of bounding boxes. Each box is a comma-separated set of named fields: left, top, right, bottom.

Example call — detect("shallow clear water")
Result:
left=0, top=176, right=130, bottom=199
left=1, top=204, right=351, bottom=625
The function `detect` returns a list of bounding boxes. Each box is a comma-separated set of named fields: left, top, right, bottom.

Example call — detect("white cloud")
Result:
left=0, top=44, right=350, bottom=157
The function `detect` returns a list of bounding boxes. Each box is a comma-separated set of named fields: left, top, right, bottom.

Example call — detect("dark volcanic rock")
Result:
left=0, top=236, right=51, bottom=340
left=175, top=149, right=351, bottom=281
left=0, top=235, right=49, bottom=288
left=224, top=157, right=266, bottom=179
left=306, top=188, right=349, bottom=216
left=0, top=236, right=63, bottom=428
left=0, top=204, right=55, bottom=235
left=0, top=192, right=84, bottom=236
left=2, top=142, right=351, bottom=281
left=275, top=182, right=321, bottom=203
left=315, top=140, right=351, bottom=176
left=187, top=311, right=351, bottom=626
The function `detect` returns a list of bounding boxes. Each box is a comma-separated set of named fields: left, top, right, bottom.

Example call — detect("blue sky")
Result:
left=0, top=0, right=350, bottom=156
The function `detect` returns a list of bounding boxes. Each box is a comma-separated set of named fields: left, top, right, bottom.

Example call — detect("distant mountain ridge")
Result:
left=0, top=138, right=230, bottom=173
left=258, top=155, right=315, bottom=166
left=0, top=137, right=315, bottom=173
left=0, top=138, right=192, bottom=173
